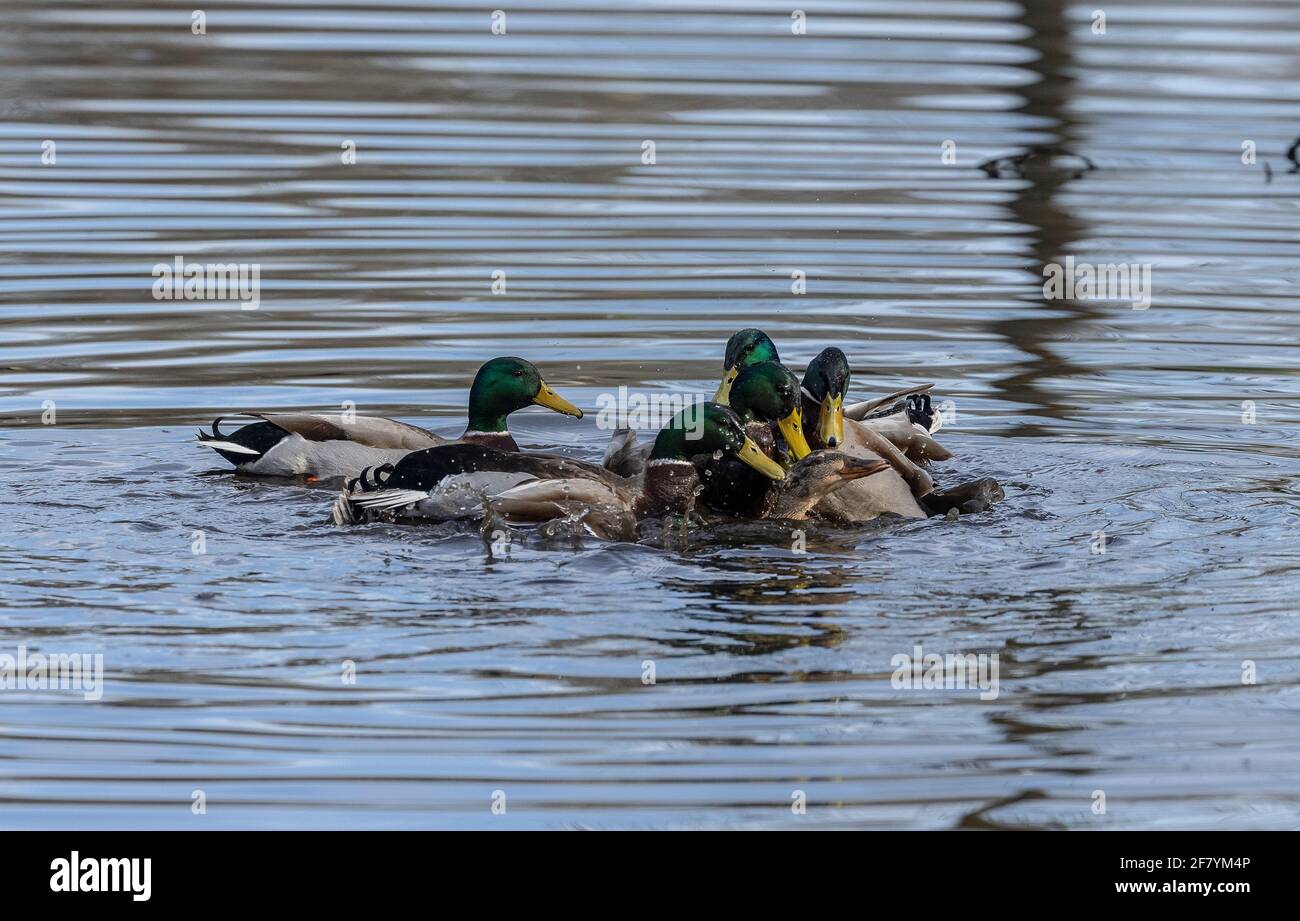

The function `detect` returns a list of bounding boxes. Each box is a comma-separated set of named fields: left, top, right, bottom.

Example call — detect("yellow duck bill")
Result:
left=818, top=393, right=844, bottom=447
left=777, top=407, right=813, bottom=460
left=532, top=381, right=583, bottom=418
left=735, top=436, right=786, bottom=480
left=713, top=367, right=739, bottom=405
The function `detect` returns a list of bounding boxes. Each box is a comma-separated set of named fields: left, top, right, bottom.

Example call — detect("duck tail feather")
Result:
left=196, top=415, right=271, bottom=457
left=348, top=489, right=428, bottom=512
left=844, top=384, right=935, bottom=421
left=602, top=428, right=637, bottom=465
left=196, top=438, right=261, bottom=456
left=350, top=463, right=394, bottom=493
left=329, top=492, right=356, bottom=525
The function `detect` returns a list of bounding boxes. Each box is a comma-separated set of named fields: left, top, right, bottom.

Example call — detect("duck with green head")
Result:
left=802, top=346, right=951, bottom=466
left=336, top=402, right=787, bottom=526
left=795, top=346, right=940, bottom=519
left=603, top=328, right=782, bottom=478
left=601, top=328, right=947, bottom=485
left=800, top=346, right=853, bottom=448
left=714, top=328, right=780, bottom=405
left=699, top=361, right=814, bottom=515
left=198, top=356, right=583, bottom=480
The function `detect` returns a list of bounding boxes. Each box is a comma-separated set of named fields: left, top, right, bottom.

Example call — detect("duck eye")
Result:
left=512, top=369, right=525, bottom=377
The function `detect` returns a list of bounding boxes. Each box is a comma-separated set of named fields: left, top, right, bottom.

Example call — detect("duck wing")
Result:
left=857, top=414, right=952, bottom=463
left=331, top=467, right=549, bottom=524
left=254, top=413, right=448, bottom=450
left=489, top=477, right=634, bottom=520
left=518, top=450, right=631, bottom=488
left=377, top=444, right=621, bottom=492
left=602, top=429, right=653, bottom=478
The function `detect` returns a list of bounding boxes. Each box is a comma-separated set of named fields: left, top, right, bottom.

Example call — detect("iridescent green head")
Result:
left=729, top=361, right=812, bottom=459
left=801, top=347, right=851, bottom=448
left=466, top=357, right=583, bottom=433
left=649, top=402, right=784, bottom=480
left=714, top=329, right=779, bottom=404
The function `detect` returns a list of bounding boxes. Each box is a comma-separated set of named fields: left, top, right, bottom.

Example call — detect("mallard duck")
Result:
left=497, top=448, right=890, bottom=527
left=801, top=347, right=949, bottom=466
left=197, top=357, right=582, bottom=480
left=697, top=353, right=942, bottom=523
left=713, top=328, right=780, bottom=404
left=716, top=330, right=947, bottom=464
left=801, top=348, right=1009, bottom=521
left=698, top=360, right=812, bottom=516
left=602, top=331, right=946, bottom=479
left=601, top=328, right=790, bottom=478
left=334, top=403, right=785, bottom=526
left=765, top=452, right=892, bottom=520
left=802, top=347, right=950, bottom=490
left=798, top=348, right=929, bottom=519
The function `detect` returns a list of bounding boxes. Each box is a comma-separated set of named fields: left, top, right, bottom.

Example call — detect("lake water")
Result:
left=1, top=0, right=1299, bottom=829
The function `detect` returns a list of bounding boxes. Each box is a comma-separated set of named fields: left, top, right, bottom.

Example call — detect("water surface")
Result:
left=1, top=0, right=1299, bottom=829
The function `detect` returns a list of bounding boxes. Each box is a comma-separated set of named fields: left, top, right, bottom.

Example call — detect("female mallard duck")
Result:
left=197, top=356, right=582, bottom=480
left=697, top=360, right=812, bottom=516
left=765, top=452, right=892, bottom=520
left=334, top=403, right=785, bottom=526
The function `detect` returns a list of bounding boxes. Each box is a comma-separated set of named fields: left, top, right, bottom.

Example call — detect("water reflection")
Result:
left=989, top=0, right=1097, bottom=437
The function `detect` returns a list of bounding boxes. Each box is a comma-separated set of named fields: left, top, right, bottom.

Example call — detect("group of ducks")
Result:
left=198, top=329, right=1001, bottom=537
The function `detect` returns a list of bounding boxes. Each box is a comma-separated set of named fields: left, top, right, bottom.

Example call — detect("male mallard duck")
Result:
left=714, top=327, right=780, bottom=404
left=698, top=360, right=812, bottom=516
left=799, top=347, right=929, bottom=519
left=335, top=403, right=785, bottom=526
left=801, top=347, right=949, bottom=468
left=599, top=329, right=788, bottom=480
left=602, top=330, right=944, bottom=479
left=197, top=356, right=582, bottom=480
left=602, top=328, right=785, bottom=478
left=801, top=348, right=1008, bottom=521
left=717, top=330, right=947, bottom=462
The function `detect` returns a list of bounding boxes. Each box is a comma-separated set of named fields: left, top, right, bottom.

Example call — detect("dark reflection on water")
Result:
left=1, top=1, right=1300, bottom=829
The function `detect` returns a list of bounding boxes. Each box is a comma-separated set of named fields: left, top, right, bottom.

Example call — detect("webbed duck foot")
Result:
left=921, top=477, right=1004, bottom=516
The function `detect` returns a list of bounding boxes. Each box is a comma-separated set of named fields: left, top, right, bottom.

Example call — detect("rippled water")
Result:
left=2, top=1, right=1299, bottom=829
